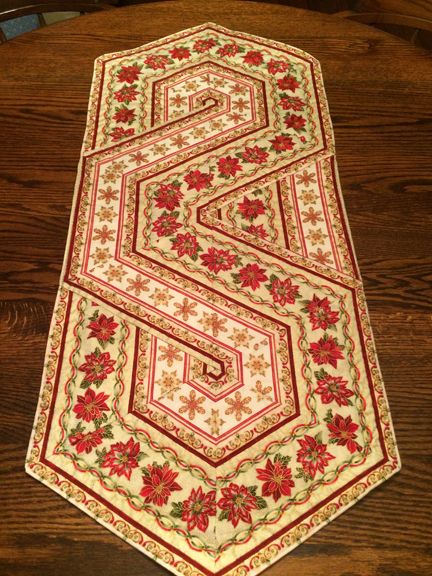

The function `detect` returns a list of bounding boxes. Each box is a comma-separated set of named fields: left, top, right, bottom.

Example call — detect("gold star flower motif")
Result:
left=228, top=327, right=254, bottom=348
left=149, top=288, right=174, bottom=307
left=245, top=353, right=270, bottom=376
left=156, top=370, right=181, bottom=401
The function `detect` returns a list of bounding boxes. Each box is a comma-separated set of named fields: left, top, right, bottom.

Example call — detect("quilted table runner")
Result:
left=26, top=23, right=400, bottom=576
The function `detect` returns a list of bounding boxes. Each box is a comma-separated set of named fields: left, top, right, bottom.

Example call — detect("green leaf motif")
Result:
left=275, top=453, right=291, bottom=466
left=218, top=509, right=229, bottom=521
left=248, top=485, right=257, bottom=496
left=295, top=467, right=311, bottom=482
left=314, top=368, right=329, bottom=381
left=95, top=447, right=107, bottom=467
left=170, top=501, right=184, bottom=519
left=324, top=409, right=334, bottom=424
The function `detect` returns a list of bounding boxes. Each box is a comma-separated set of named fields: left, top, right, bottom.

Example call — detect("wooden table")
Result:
left=1, top=2, right=431, bottom=575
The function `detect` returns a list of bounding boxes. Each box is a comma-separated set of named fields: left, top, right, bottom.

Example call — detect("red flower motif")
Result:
left=200, top=247, right=237, bottom=274
left=69, top=428, right=104, bottom=454
left=114, top=85, right=139, bottom=103
left=169, top=46, right=191, bottom=60
left=246, top=223, right=268, bottom=239
left=87, top=314, right=119, bottom=343
left=269, top=277, right=300, bottom=306
left=184, top=170, right=214, bottom=191
left=117, top=65, right=141, bottom=84
left=237, top=196, right=265, bottom=221
left=243, top=50, right=264, bottom=66
left=277, top=75, right=300, bottom=92
left=217, top=155, right=243, bottom=177
left=267, top=59, right=290, bottom=75
left=152, top=213, right=182, bottom=237
left=315, top=371, right=354, bottom=407
left=113, top=107, right=136, bottom=124
left=154, top=183, right=183, bottom=211
left=305, top=294, right=339, bottom=330
left=171, top=232, right=200, bottom=258
left=140, top=462, right=181, bottom=506
left=284, top=113, right=306, bottom=131
left=144, top=54, right=170, bottom=70
left=217, top=483, right=258, bottom=527
left=309, top=335, right=344, bottom=368
left=102, top=437, right=141, bottom=479
left=279, top=96, right=306, bottom=111
left=327, top=414, right=362, bottom=453
left=296, top=435, right=334, bottom=479
left=257, top=457, right=295, bottom=502
left=73, top=388, right=110, bottom=423
left=217, top=43, right=239, bottom=57
left=241, top=145, right=269, bottom=165
left=181, top=487, right=216, bottom=532
left=110, top=126, right=135, bottom=141
left=193, top=38, right=217, bottom=52
left=269, top=134, right=294, bottom=152
left=79, top=349, right=115, bottom=384
left=238, top=263, right=268, bottom=291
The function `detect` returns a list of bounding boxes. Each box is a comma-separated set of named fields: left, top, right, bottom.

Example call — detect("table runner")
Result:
left=26, top=23, right=400, bottom=576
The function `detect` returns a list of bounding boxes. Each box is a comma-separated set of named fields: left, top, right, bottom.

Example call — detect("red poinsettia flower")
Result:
left=114, top=85, right=139, bottom=103
left=217, top=483, right=258, bottom=527
left=79, top=350, right=115, bottom=383
left=110, top=126, right=135, bottom=141
left=152, top=213, right=182, bottom=237
left=73, top=388, right=110, bottom=423
left=144, top=54, right=170, bottom=70
left=171, top=232, right=200, bottom=258
left=296, top=435, right=334, bottom=479
left=256, top=457, right=295, bottom=502
left=69, top=428, right=104, bottom=454
left=269, top=277, right=300, bottom=306
left=315, top=371, right=354, bottom=407
left=217, top=43, right=239, bottom=57
left=284, top=113, right=306, bottom=131
left=237, top=196, right=265, bottom=221
left=169, top=46, right=191, bottom=60
left=277, top=75, right=300, bottom=92
left=327, top=414, right=362, bottom=453
left=241, top=145, right=269, bottom=165
left=140, top=462, right=182, bottom=506
left=309, top=335, right=344, bottom=368
left=87, top=314, right=119, bottom=343
left=154, top=183, right=183, bottom=211
left=117, top=64, right=141, bottom=84
left=113, top=107, right=136, bottom=124
left=305, top=294, right=339, bottom=330
left=243, top=50, right=264, bottom=66
left=279, top=96, right=306, bottom=111
left=217, top=155, right=243, bottom=177
left=193, top=38, right=217, bottom=53
left=184, top=169, right=214, bottom=191
left=102, top=437, right=141, bottom=479
left=200, top=247, right=237, bottom=274
left=238, top=263, right=268, bottom=291
left=267, top=59, right=290, bottom=75
left=181, top=487, right=216, bottom=532
left=270, top=134, right=294, bottom=152
left=247, top=223, right=268, bottom=239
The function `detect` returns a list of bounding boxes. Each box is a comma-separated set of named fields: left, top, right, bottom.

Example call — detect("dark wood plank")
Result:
left=0, top=2, right=431, bottom=575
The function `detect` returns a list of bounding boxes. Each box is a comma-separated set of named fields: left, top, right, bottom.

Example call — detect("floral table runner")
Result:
left=26, top=23, right=400, bottom=576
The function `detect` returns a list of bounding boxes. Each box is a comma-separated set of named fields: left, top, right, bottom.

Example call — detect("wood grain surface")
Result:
left=0, top=2, right=431, bottom=575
